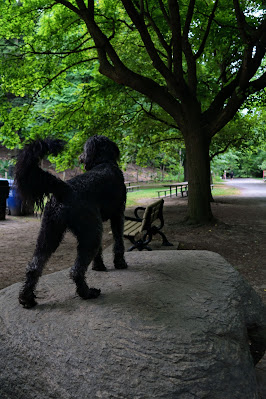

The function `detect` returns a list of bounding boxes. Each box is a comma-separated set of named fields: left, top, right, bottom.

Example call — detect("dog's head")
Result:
left=80, top=135, right=120, bottom=171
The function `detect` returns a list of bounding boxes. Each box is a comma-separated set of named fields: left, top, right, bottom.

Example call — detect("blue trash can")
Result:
left=7, top=184, right=23, bottom=216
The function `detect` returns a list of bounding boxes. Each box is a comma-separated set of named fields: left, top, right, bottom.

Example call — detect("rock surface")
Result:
left=0, top=250, right=266, bottom=399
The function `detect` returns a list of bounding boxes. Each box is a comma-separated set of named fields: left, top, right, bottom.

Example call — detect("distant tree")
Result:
left=261, top=160, right=266, bottom=171
left=211, top=108, right=266, bottom=177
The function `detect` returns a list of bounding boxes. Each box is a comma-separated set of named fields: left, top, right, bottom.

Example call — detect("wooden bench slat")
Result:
left=124, top=220, right=142, bottom=236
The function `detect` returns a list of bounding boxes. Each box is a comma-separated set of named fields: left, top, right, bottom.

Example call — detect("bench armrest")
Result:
left=134, top=206, right=146, bottom=219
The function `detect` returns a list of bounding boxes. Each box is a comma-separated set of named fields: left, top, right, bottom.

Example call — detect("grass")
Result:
left=126, top=188, right=160, bottom=207
left=212, top=184, right=241, bottom=196
left=126, top=183, right=241, bottom=207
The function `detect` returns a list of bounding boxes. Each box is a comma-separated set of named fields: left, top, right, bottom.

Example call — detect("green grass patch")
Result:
left=126, top=188, right=159, bottom=207
left=126, top=184, right=241, bottom=207
left=212, top=184, right=241, bottom=196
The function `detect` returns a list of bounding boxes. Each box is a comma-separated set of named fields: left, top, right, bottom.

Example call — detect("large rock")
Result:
left=0, top=250, right=266, bottom=399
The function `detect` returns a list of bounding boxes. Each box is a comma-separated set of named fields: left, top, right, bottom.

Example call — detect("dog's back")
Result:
left=66, top=162, right=126, bottom=221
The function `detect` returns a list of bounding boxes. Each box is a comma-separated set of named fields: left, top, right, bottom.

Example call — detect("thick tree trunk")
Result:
left=183, top=130, right=213, bottom=223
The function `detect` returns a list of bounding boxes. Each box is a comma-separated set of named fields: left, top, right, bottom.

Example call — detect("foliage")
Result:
left=211, top=147, right=266, bottom=178
left=260, top=160, right=266, bottom=170
left=0, top=0, right=265, bottom=222
left=0, top=159, right=15, bottom=178
left=1, top=0, right=265, bottom=145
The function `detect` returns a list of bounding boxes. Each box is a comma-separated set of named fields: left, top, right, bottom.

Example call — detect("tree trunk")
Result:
left=183, top=130, right=213, bottom=223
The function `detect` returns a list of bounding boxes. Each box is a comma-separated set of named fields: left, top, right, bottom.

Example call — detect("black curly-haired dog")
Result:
left=15, top=135, right=128, bottom=308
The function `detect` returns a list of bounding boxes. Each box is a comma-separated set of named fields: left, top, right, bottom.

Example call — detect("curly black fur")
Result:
left=15, top=139, right=68, bottom=211
left=16, top=135, right=127, bottom=308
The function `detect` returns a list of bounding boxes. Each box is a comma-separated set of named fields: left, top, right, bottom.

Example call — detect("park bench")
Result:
left=123, top=198, right=173, bottom=251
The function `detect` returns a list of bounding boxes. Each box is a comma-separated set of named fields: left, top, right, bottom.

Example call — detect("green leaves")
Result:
left=0, top=0, right=265, bottom=176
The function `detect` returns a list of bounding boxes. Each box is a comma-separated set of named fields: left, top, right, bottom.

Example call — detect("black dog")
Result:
left=15, top=135, right=128, bottom=308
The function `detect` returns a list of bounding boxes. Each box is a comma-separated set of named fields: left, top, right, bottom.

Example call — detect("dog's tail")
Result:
left=15, top=138, right=70, bottom=210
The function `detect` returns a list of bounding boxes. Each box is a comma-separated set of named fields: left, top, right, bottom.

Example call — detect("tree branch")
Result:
left=181, top=0, right=198, bottom=92
left=143, top=10, right=170, bottom=54
left=233, top=0, right=251, bottom=43
left=125, top=90, right=179, bottom=129
left=183, top=0, right=195, bottom=40
left=25, top=41, right=95, bottom=58
left=120, top=0, right=175, bottom=86
left=203, top=8, right=266, bottom=135
left=132, top=2, right=172, bottom=69
left=60, top=0, right=183, bottom=120
left=209, top=135, right=248, bottom=160
left=249, top=72, right=266, bottom=93
left=195, top=0, right=219, bottom=59
left=159, top=0, right=170, bottom=26
left=75, top=0, right=87, bottom=12
left=168, top=0, right=183, bottom=81
left=56, top=0, right=81, bottom=15
left=140, top=105, right=179, bottom=129
left=35, top=58, right=97, bottom=95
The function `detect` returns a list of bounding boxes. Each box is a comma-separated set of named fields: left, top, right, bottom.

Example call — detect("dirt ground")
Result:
left=0, top=180, right=265, bottom=306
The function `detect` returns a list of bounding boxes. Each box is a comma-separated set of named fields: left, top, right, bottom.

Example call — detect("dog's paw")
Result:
left=78, top=287, right=101, bottom=300
left=92, top=264, right=107, bottom=272
left=19, top=293, right=37, bottom=309
left=114, top=260, right=128, bottom=269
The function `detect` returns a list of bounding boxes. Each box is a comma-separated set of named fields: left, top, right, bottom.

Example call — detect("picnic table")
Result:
left=125, top=181, right=140, bottom=192
left=157, top=182, right=188, bottom=198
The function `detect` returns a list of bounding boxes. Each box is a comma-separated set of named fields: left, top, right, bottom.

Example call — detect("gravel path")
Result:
left=225, top=177, right=266, bottom=198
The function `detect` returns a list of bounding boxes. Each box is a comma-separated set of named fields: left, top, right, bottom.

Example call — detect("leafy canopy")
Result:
left=0, top=0, right=265, bottom=170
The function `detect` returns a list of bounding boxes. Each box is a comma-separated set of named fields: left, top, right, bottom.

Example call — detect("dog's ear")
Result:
left=81, top=138, right=96, bottom=171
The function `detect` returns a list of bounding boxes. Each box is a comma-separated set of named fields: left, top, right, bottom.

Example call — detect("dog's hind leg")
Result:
left=92, top=245, right=107, bottom=271
left=19, top=212, right=66, bottom=308
left=111, top=213, right=128, bottom=269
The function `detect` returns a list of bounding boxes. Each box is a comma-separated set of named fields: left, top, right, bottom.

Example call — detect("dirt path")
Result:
left=0, top=178, right=265, bottom=305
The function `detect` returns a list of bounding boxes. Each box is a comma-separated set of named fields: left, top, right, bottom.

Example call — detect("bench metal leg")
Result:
left=126, top=230, right=173, bottom=251
left=157, top=231, right=173, bottom=247
left=127, top=243, right=152, bottom=251
left=127, top=239, right=152, bottom=251
left=126, top=234, right=153, bottom=251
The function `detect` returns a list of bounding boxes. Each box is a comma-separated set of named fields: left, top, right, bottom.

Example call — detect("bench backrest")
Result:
left=141, top=199, right=164, bottom=231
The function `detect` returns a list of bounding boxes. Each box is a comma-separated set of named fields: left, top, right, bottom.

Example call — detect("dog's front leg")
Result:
left=70, top=241, right=101, bottom=300
left=111, top=215, right=128, bottom=269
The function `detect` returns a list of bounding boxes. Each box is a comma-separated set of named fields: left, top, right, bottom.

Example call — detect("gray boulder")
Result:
left=0, top=250, right=266, bottom=399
